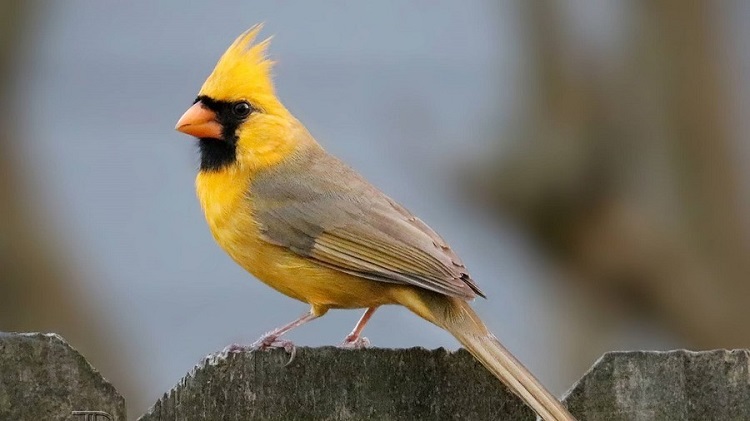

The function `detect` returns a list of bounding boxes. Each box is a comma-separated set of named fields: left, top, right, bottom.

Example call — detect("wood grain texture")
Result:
left=0, top=332, right=126, bottom=421
left=565, top=350, right=750, bottom=421
left=139, top=347, right=534, bottom=421
left=6, top=333, right=750, bottom=421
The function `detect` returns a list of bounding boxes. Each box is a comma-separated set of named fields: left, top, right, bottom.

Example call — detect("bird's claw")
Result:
left=339, top=335, right=371, bottom=349
left=246, top=333, right=298, bottom=364
left=221, top=333, right=297, bottom=364
left=251, top=335, right=295, bottom=352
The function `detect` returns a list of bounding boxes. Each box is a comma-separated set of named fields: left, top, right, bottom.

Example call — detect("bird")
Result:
left=175, top=25, right=575, bottom=421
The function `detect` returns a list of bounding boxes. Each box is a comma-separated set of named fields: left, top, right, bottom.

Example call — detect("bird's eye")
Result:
left=232, top=101, right=252, bottom=118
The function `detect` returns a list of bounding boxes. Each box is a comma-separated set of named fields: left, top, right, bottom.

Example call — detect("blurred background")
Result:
left=1, top=1, right=749, bottom=419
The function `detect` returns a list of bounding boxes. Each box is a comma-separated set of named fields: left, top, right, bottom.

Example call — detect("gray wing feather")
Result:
left=250, top=146, right=484, bottom=299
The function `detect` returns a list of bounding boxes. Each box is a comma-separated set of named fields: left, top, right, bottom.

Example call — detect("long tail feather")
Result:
left=406, top=292, right=576, bottom=421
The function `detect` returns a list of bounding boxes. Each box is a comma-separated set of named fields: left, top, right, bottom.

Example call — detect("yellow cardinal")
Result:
left=176, top=25, right=575, bottom=421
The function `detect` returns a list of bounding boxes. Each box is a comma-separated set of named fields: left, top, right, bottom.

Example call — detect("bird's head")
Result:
left=176, top=25, right=298, bottom=172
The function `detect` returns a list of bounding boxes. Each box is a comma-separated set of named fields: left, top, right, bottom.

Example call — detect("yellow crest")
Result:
left=199, top=24, right=280, bottom=111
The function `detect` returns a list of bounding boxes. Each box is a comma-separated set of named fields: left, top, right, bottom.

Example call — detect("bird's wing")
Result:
left=250, top=148, right=484, bottom=300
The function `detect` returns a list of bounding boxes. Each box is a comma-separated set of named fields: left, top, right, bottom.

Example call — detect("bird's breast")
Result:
left=195, top=169, right=266, bottom=268
left=194, top=169, right=337, bottom=304
left=195, top=167, right=402, bottom=311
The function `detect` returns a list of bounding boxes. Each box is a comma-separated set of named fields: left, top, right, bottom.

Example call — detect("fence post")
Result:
left=564, top=350, right=750, bottom=420
left=0, top=332, right=126, bottom=421
left=138, top=347, right=536, bottom=420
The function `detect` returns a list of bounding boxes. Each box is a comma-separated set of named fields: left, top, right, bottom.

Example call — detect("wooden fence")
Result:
left=2, top=332, right=748, bottom=420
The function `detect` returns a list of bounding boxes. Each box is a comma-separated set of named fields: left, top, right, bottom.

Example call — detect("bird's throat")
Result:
left=198, top=139, right=236, bottom=172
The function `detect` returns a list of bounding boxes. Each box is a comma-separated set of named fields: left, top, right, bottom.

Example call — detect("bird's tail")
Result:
left=401, top=291, right=576, bottom=421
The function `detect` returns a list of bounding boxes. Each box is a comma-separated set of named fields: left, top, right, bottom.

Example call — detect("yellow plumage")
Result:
left=200, top=25, right=278, bottom=110
left=179, top=26, right=576, bottom=421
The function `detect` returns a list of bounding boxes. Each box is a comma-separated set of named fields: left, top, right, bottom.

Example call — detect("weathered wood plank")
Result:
left=139, top=347, right=535, bottom=421
left=0, top=332, right=126, bottom=421
left=564, top=350, right=750, bottom=421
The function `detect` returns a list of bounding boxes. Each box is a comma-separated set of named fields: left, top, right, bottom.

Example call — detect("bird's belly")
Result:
left=213, top=214, right=395, bottom=312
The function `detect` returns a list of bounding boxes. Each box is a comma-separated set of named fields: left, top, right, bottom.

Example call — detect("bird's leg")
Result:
left=251, top=311, right=319, bottom=351
left=223, top=311, right=319, bottom=355
left=340, top=307, right=377, bottom=349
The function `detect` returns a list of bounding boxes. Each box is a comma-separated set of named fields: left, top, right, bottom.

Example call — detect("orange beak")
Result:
left=175, top=101, right=223, bottom=139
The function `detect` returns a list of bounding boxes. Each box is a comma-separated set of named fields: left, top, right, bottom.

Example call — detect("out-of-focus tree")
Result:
left=472, top=0, right=750, bottom=363
left=0, top=1, right=138, bottom=415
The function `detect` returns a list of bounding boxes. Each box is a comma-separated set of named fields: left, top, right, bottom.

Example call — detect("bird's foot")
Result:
left=339, top=334, right=371, bottom=349
left=250, top=333, right=296, bottom=354
left=221, top=334, right=296, bottom=354
left=252, top=333, right=297, bottom=365
left=222, top=334, right=297, bottom=363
